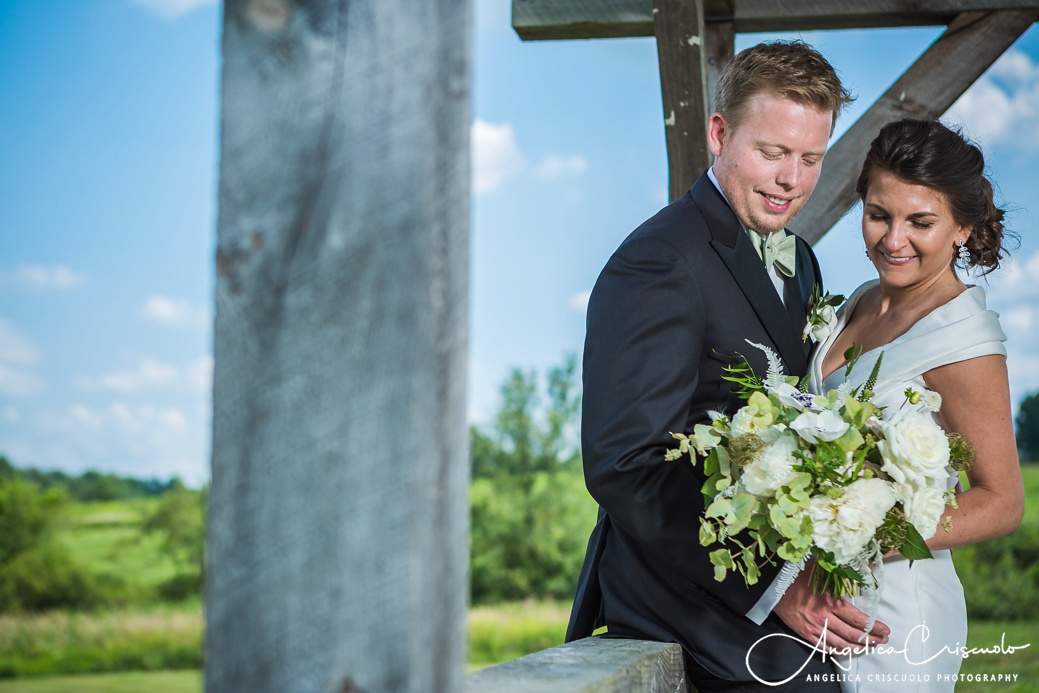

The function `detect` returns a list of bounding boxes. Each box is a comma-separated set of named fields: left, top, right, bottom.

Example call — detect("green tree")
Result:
left=1016, top=391, right=1039, bottom=463
left=143, top=486, right=206, bottom=601
left=469, top=354, right=597, bottom=603
left=0, top=476, right=100, bottom=612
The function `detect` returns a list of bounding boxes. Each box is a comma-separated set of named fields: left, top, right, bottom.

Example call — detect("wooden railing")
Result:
left=464, top=636, right=691, bottom=693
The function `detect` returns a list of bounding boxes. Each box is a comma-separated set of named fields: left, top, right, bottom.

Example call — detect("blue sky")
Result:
left=1, top=1, right=1037, bottom=483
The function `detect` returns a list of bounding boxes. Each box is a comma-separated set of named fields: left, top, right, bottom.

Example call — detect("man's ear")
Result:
left=707, top=113, right=727, bottom=158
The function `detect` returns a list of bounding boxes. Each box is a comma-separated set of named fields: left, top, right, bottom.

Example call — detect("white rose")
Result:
left=808, top=305, right=837, bottom=343
left=878, top=410, right=951, bottom=487
left=741, top=432, right=799, bottom=497
left=903, top=486, right=947, bottom=541
left=790, top=409, right=850, bottom=444
left=809, top=478, right=897, bottom=563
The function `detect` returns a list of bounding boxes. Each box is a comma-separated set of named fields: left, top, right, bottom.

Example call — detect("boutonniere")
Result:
left=803, top=285, right=843, bottom=343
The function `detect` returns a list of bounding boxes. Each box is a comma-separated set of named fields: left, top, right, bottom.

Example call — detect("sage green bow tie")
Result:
left=752, top=230, right=797, bottom=278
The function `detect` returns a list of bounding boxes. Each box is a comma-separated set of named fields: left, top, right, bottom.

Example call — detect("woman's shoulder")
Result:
left=838, top=279, right=880, bottom=316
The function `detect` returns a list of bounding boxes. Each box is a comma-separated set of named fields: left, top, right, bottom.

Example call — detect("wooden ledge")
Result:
left=464, top=636, right=690, bottom=693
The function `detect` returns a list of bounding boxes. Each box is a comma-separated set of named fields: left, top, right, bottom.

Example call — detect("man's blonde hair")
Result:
left=714, top=40, right=853, bottom=134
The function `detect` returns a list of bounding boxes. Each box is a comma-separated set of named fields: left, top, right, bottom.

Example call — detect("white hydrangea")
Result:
left=809, top=478, right=897, bottom=563
left=741, top=432, right=799, bottom=497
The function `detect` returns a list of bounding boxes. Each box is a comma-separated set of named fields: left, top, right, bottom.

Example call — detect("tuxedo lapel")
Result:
left=691, top=176, right=809, bottom=375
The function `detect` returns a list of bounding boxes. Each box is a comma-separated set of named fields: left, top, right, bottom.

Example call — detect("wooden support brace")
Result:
left=513, top=0, right=1039, bottom=40
left=653, top=0, right=710, bottom=201
left=791, top=9, right=1039, bottom=244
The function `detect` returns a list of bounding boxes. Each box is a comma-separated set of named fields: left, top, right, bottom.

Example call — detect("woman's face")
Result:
left=862, top=170, right=970, bottom=291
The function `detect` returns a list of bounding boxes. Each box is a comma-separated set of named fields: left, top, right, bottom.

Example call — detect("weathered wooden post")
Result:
left=206, top=0, right=471, bottom=691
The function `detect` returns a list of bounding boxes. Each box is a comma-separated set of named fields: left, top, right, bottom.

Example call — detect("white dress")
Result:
left=808, top=280, right=1007, bottom=693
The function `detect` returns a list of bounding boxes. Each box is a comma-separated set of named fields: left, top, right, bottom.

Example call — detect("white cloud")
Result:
left=21, top=401, right=204, bottom=483
left=0, top=320, right=43, bottom=396
left=9, top=264, right=87, bottom=290
left=569, top=289, right=592, bottom=313
left=69, top=405, right=104, bottom=429
left=77, top=355, right=214, bottom=394
left=472, top=119, right=524, bottom=194
left=948, top=49, right=1039, bottom=150
left=142, top=295, right=209, bottom=327
left=79, top=357, right=179, bottom=393
left=992, top=49, right=1037, bottom=86
left=0, top=365, right=45, bottom=397
left=102, top=403, right=189, bottom=433
left=987, top=250, right=1039, bottom=302
left=537, top=154, right=588, bottom=179
left=0, top=319, right=39, bottom=365
left=126, top=0, right=216, bottom=19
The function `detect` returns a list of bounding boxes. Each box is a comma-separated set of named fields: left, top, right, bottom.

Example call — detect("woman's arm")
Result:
left=922, top=354, right=1024, bottom=549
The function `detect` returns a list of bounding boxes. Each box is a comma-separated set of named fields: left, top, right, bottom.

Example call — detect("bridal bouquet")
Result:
left=667, top=342, right=975, bottom=599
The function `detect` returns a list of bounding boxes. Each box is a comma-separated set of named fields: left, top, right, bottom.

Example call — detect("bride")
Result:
left=807, top=118, right=1024, bottom=691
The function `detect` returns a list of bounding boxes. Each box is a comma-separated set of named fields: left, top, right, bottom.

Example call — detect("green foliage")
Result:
left=142, top=489, right=205, bottom=572
left=0, top=478, right=106, bottom=612
left=0, top=465, right=203, bottom=612
left=0, top=546, right=106, bottom=613
left=0, top=479, right=60, bottom=564
left=472, top=355, right=581, bottom=479
left=469, top=354, right=597, bottom=603
left=954, top=522, right=1039, bottom=621
left=470, top=470, right=596, bottom=603
left=1017, top=391, right=1039, bottom=463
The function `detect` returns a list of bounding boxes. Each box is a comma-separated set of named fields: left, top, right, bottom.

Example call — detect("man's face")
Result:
left=708, top=91, right=832, bottom=235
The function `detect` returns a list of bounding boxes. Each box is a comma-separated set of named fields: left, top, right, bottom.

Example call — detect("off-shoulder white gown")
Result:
left=808, top=280, right=1007, bottom=692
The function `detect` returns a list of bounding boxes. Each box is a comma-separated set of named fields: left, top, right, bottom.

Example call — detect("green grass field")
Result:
left=54, top=499, right=181, bottom=593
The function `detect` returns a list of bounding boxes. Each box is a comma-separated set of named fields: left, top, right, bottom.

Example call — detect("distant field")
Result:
left=54, top=499, right=182, bottom=593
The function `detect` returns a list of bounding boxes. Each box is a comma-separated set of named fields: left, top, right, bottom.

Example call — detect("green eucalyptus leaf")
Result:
left=900, top=522, right=934, bottom=561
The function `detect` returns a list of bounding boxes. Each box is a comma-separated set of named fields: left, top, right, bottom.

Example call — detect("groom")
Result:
left=567, top=41, right=889, bottom=691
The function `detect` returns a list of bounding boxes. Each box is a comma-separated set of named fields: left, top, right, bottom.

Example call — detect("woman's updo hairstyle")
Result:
left=855, top=118, right=1008, bottom=274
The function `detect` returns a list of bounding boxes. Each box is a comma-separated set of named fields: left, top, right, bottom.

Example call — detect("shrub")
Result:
left=0, top=546, right=104, bottom=612
left=157, top=572, right=202, bottom=603
left=955, top=522, right=1039, bottom=621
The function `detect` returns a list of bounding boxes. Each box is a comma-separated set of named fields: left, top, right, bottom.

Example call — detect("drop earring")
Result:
left=956, top=240, right=971, bottom=269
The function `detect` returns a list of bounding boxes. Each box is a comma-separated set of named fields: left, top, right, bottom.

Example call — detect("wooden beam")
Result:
left=791, top=9, right=1039, bottom=244
left=705, top=20, right=734, bottom=116
left=513, top=0, right=1039, bottom=40
left=654, top=0, right=710, bottom=201
left=207, top=0, right=471, bottom=691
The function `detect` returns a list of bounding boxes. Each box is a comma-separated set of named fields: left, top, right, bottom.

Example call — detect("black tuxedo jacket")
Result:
left=566, top=172, right=833, bottom=685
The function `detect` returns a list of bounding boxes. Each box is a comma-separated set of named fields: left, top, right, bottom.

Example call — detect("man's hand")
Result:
left=773, top=561, right=890, bottom=652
